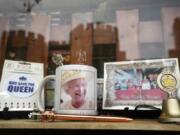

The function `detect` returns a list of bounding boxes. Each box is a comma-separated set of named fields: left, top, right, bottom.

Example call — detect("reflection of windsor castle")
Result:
left=0, top=23, right=125, bottom=78
left=0, top=14, right=180, bottom=78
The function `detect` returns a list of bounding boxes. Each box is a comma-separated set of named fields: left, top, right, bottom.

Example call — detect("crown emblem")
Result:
left=157, top=70, right=179, bottom=94
left=161, top=74, right=176, bottom=89
left=19, top=76, right=27, bottom=81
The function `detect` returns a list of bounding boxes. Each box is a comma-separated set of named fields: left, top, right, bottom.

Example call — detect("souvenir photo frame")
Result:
left=103, top=58, right=180, bottom=110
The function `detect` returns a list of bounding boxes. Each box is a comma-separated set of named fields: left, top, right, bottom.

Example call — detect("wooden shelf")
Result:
left=0, top=119, right=179, bottom=131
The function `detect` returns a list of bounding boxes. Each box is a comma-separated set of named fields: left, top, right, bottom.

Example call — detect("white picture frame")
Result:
left=103, top=58, right=180, bottom=110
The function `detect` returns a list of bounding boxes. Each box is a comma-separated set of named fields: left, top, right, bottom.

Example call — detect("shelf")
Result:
left=0, top=119, right=179, bottom=131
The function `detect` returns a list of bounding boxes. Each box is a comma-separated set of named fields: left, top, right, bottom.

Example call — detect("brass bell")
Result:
left=157, top=70, right=180, bottom=123
left=159, top=98, right=180, bottom=123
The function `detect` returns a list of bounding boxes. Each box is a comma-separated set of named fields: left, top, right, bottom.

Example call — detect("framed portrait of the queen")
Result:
left=103, top=58, right=180, bottom=110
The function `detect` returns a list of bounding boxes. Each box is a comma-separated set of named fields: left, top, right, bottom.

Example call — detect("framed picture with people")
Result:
left=103, top=58, right=180, bottom=110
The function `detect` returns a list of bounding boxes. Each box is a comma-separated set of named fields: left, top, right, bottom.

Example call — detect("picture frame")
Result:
left=103, top=58, right=180, bottom=110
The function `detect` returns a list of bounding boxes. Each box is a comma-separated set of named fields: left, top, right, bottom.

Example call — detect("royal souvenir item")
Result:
left=38, top=64, right=97, bottom=115
left=157, top=70, right=180, bottom=123
left=0, top=60, right=44, bottom=111
left=103, top=58, right=180, bottom=110
left=29, top=111, right=132, bottom=122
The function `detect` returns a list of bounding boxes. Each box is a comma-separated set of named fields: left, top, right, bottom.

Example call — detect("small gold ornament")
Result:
left=52, top=53, right=64, bottom=66
left=157, top=70, right=179, bottom=97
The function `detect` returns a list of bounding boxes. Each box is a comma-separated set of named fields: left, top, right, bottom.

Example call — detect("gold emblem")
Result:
left=160, top=74, right=177, bottom=90
left=157, top=70, right=179, bottom=93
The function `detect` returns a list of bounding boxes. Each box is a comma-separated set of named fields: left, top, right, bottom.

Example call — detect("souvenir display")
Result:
left=103, top=58, right=180, bottom=110
left=0, top=60, right=44, bottom=111
left=157, top=70, right=180, bottom=123
left=37, top=64, right=97, bottom=115
left=29, top=111, right=132, bottom=122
